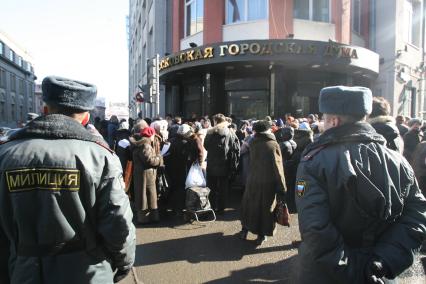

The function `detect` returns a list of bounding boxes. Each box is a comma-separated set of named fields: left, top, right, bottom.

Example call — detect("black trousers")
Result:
left=207, top=175, right=229, bottom=212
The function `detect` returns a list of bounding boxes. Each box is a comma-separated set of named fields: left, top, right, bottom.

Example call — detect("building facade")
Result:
left=130, top=0, right=426, bottom=120
left=0, top=32, right=37, bottom=127
left=128, top=0, right=172, bottom=119
left=375, top=0, right=426, bottom=118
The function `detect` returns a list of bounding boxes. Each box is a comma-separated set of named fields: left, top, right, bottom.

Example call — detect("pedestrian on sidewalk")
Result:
left=403, top=118, right=423, bottom=163
left=204, top=114, right=240, bottom=214
left=131, top=126, right=163, bottom=224
left=296, top=86, right=426, bottom=283
left=0, top=76, right=136, bottom=283
left=239, top=120, right=287, bottom=245
left=367, top=96, right=403, bottom=154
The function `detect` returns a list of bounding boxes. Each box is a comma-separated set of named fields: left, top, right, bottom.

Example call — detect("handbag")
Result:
left=275, top=200, right=290, bottom=227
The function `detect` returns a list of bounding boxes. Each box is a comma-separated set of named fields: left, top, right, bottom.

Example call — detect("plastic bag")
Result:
left=185, top=163, right=206, bottom=188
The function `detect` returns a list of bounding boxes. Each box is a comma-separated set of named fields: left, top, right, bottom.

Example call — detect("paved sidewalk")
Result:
left=124, top=190, right=426, bottom=284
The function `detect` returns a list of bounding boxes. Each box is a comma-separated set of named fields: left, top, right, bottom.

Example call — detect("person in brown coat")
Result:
left=131, top=126, right=163, bottom=224
left=239, top=120, right=287, bottom=245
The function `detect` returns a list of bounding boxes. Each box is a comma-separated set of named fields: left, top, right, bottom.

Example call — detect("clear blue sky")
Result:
left=0, top=0, right=129, bottom=103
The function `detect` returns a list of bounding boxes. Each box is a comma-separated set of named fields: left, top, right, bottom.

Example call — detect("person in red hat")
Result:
left=130, top=126, right=163, bottom=224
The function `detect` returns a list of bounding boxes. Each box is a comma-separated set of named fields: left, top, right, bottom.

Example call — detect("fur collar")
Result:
left=206, top=122, right=230, bottom=136
left=8, top=114, right=110, bottom=150
left=368, top=115, right=395, bottom=125
left=129, top=136, right=152, bottom=147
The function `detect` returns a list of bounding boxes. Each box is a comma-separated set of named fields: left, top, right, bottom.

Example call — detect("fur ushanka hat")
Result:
left=42, top=76, right=97, bottom=111
left=319, top=86, right=372, bottom=116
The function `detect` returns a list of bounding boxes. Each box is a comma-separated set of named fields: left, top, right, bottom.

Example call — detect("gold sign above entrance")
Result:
left=159, top=40, right=362, bottom=72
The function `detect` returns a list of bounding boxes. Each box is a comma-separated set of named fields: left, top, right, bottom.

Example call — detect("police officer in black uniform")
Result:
left=296, top=86, right=426, bottom=283
left=0, top=76, right=135, bottom=284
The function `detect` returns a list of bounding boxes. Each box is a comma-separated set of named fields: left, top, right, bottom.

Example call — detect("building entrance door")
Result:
left=227, top=90, right=269, bottom=119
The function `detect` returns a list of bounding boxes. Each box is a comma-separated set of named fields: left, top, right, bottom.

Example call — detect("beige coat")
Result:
left=131, top=136, right=163, bottom=222
left=240, top=132, right=286, bottom=236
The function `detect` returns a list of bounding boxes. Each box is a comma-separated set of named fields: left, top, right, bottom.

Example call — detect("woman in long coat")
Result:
left=164, top=124, right=193, bottom=213
left=239, top=120, right=286, bottom=245
left=131, top=126, right=163, bottom=224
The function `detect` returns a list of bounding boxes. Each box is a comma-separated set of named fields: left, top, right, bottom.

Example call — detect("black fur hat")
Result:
left=253, top=120, right=271, bottom=133
left=42, top=76, right=97, bottom=111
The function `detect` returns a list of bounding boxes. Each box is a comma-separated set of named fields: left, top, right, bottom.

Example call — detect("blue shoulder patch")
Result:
left=296, top=180, right=307, bottom=197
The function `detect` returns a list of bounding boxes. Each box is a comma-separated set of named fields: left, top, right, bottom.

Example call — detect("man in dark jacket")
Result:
left=168, top=116, right=182, bottom=140
left=204, top=113, right=240, bottom=213
left=396, top=115, right=409, bottom=137
left=403, top=118, right=423, bottom=163
left=0, top=76, right=136, bottom=284
left=368, top=96, right=404, bottom=154
left=296, top=86, right=426, bottom=284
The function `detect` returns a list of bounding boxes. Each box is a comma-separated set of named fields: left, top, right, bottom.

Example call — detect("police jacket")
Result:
left=296, top=122, right=426, bottom=284
left=0, top=114, right=136, bottom=284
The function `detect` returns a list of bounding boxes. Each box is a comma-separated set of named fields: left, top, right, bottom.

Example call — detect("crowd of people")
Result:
left=1, top=75, right=425, bottom=283
left=90, top=92, right=426, bottom=247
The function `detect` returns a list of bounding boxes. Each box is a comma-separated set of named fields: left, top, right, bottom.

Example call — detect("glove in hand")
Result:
left=113, top=268, right=131, bottom=283
left=365, top=258, right=389, bottom=284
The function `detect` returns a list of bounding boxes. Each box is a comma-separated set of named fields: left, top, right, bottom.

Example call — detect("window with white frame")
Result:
left=226, top=0, right=268, bottom=24
left=403, top=0, right=421, bottom=46
left=401, top=87, right=413, bottom=117
left=0, top=42, right=3, bottom=56
left=9, top=50, right=14, bottom=62
left=352, top=0, right=361, bottom=34
left=185, top=0, right=203, bottom=36
left=293, top=0, right=330, bottom=23
left=18, top=56, right=22, bottom=67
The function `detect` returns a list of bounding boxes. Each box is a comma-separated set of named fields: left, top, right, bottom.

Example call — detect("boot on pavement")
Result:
left=255, top=235, right=267, bottom=246
left=239, top=228, right=248, bottom=240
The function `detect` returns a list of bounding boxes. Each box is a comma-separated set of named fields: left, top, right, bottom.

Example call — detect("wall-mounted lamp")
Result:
left=396, top=50, right=403, bottom=57
left=189, top=42, right=197, bottom=48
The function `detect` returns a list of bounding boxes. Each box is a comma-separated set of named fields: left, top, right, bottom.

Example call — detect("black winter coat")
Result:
left=368, top=116, right=404, bottom=154
left=412, top=141, right=426, bottom=195
left=276, top=127, right=298, bottom=212
left=204, top=122, right=240, bottom=177
left=165, top=135, right=191, bottom=191
left=296, top=122, right=426, bottom=284
left=403, top=129, right=423, bottom=163
left=397, top=123, right=409, bottom=137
